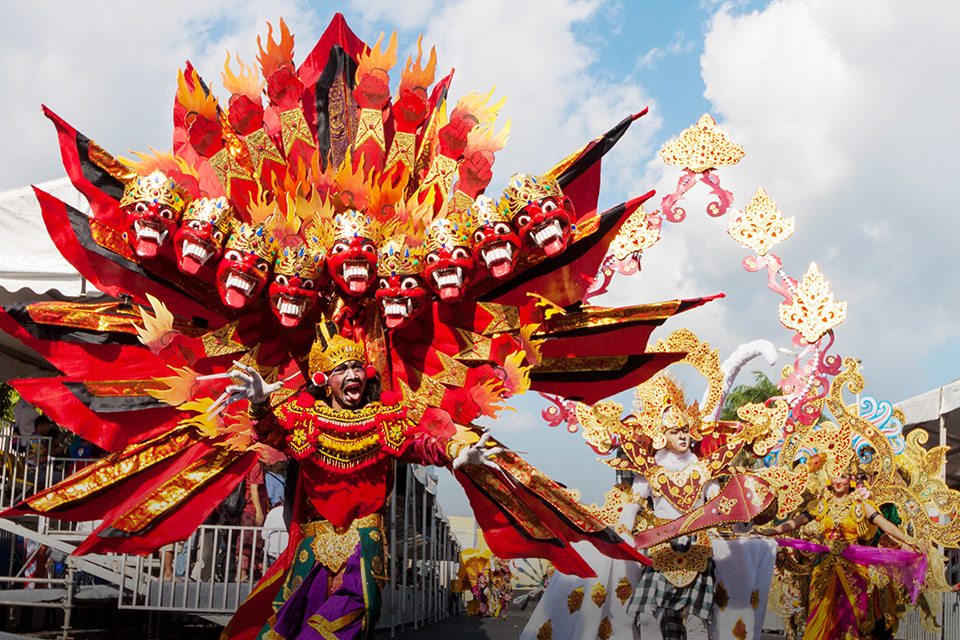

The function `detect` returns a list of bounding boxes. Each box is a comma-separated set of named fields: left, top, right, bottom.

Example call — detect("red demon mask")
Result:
left=173, top=197, right=233, bottom=274
left=269, top=242, right=324, bottom=327
left=324, top=211, right=382, bottom=297
left=423, top=216, right=476, bottom=302
left=469, top=196, right=521, bottom=279
left=215, top=223, right=276, bottom=308
left=376, top=238, right=430, bottom=330
left=119, top=171, right=189, bottom=259
left=503, top=174, right=574, bottom=257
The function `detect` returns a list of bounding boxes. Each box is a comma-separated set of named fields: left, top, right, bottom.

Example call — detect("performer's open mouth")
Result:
left=273, top=295, right=306, bottom=327
left=222, top=271, right=257, bottom=307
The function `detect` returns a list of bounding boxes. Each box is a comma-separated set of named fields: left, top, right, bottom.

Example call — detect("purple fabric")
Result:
left=272, top=546, right=366, bottom=640
left=775, top=538, right=927, bottom=603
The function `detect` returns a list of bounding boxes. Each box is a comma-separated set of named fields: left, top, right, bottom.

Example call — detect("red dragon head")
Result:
left=468, top=195, right=521, bottom=279
left=173, top=197, right=234, bottom=274
left=119, top=171, right=189, bottom=259
left=376, top=236, right=430, bottom=330
left=502, top=173, right=574, bottom=257
left=215, top=221, right=277, bottom=308
left=423, top=213, right=476, bottom=302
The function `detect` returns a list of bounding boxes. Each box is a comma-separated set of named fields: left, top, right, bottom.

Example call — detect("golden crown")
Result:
left=424, top=212, right=473, bottom=254
left=119, top=170, right=189, bottom=213
left=308, top=321, right=367, bottom=374
left=633, top=375, right=702, bottom=448
left=224, top=221, right=280, bottom=260
left=377, top=235, right=426, bottom=277
left=274, top=241, right=323, bottom=279
left=501, top=173, right=562, bottom=219
left=182, top=196, right=234, bottom=234
left=469, top=195, right=510, bottom=228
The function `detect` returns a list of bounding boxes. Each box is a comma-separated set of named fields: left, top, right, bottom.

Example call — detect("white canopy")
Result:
left=0, top=177, right=104, bottom=381
left=896, top=378, right=960, bottom=487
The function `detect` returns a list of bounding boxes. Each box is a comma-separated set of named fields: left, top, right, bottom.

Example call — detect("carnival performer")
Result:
left=762, top=451, right=924, bottom=640
left=214, top=321, right=496, bottom=639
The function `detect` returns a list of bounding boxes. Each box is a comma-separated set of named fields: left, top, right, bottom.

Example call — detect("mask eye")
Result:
left=134, top=202, right=148, bottom=214
left=274, top=275, right=289, bottom=286
left=516, top=214, right=531, bottom=227
left=452, top=247, right=470, bottom=260
left=254, top=259, right=270, bottom=273
left=540, top=198, right=558, bottom=213
left=188, top=220, right=204, bottom=231
left=379, top=278, right=389, bottom=290
left=361, top=242, right=376, bottom=254
left=494, top=222, right=511, bottom=235
left=224, top=249, right=242, bottom=261
left=159, top=207, right=177, bottom=220
left=332, top=242, right=349, bottom=254
left=474, top=231, right=485, bottom=243
left=212, top=230, right=224, bottom=243
left=300, top=279, right=315, bottom=290
left=401, top=277, right=419, bottom=290
left=426, top=253, right=440, bottom=264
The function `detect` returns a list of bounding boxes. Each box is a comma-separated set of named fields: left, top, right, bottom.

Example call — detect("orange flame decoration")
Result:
left=518, top=323, right=544, bottom=366
left=357, top=31, right=398, bottom=79
left=222, top=51, right=263, bottom=100
left=464, top=119, right=511, bottom=155
left=451, top=88, right=506, bottom=126
left=178, top=399, right=222, bottom=439
left=147, top=366, right=201, bottom=408
left=500, top=351, right=532, bottom=397
left=367, top=171, right=410, bottom=220
left=121, top=148, right=200, bottom=180
left=333, top=152, right=371, bottom=211
left=310, top=150, right=338, bottom=199
left=257, top=19, right=295, bottom=79
left=399, top=34, right=437, bottom=93
left=246, top=184, right=280, bottom=225
left=176, top=68, right=219, bottom=121
left=134, top=294, right=175, bottom=354
left=470, top=378, right=507, bottom=419
left=275, top=156, right=312, bottom=201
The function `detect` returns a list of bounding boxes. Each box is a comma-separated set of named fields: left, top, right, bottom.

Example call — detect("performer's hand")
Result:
left=453, top=432, right=504, bottom=470
left=201, top=362, right=284, bottom=415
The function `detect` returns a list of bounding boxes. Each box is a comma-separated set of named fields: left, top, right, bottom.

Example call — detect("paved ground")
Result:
left=382, top=606, right=535, bottom=640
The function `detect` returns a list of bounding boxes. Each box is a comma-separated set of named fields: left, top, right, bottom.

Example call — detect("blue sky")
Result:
left=1, top=0, right=958, bottom=517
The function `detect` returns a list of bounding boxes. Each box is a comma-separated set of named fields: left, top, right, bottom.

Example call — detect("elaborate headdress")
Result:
left=308, top=321, right=367, bottom=375
left=224, top=221, right=280, bottom=260
left=469, top=195, right=510, bottom=229
left=274, top=242, right=323, bottom=279
left=182, top=196, right=233, bottom=234
left=119, top=170, right=189, bottom=214
left=424, top=211, right=473, bottom=253
left=377, top=235, right=426, bottom=277
left=501, top=173, right=562, bottom=219
left=633, top=375, right=702, bottom=449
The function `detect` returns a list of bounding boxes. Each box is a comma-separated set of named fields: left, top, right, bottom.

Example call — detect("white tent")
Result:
left=0, top=177, right=103, bottom=381
left=897, top=378, right=960, bottom=488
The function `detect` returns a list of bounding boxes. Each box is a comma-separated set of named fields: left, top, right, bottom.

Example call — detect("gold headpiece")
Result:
left=224, top=220, right=280, bottom=261
left=332, top=210, right=378, bottom=242
left=377, top=235, right=426, bottom=277
left=308, top=321, right=367, bottom=374
left=274, top=242, right=323, bottom=279
left=501, top=173, right=563, bottom=219
left=182, top=196, right=234, bottom=235
left=801, top=422, right=854, bottom=478
left=119, top=170, right=189, bottom=214
left=469, top=195, right=510, bottom=228
left=633, top=375, right=702, bottom=449
left=424, top=212, right=473, bottom=253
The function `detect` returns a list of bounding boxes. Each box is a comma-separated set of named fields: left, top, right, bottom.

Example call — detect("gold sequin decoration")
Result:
left=567, top=587, right=584, bottom=613
left=537, top=621, right=553, bottom=640
left=778, top=262, right=847, bottom=344
left=590, top=583, right=607, bottom=607
left=615, top=577, right=633, bottom=605
left=727, top=188, right=794, bottom=256
left=597, top=617, right=612, bottom=640
left=660, top=114, right=744, bottom=172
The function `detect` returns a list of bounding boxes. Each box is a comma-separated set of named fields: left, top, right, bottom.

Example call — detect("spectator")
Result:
left=238, top=461, right=269, bottom=582
left=264, top=460, right=286, bottom=508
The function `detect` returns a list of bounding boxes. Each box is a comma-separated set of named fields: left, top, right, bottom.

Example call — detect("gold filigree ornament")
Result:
left=575, top=400, right=625, bottom=455
left=659, top=114, right=745, bottom=173
left=735, top=399, right=790, bottom=457
left=590, top=582, right=608, bottom=607
left=647, top=328, right=725, bottom=426
left=615, top=577, right=633, bottom=605
left=567, top=587, right=584, bottom=613
left=610, top=204, right=661, bottom=259
left=778, top=263, right=847, bottom=344
left=727, top=188, right=794, bottom=256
